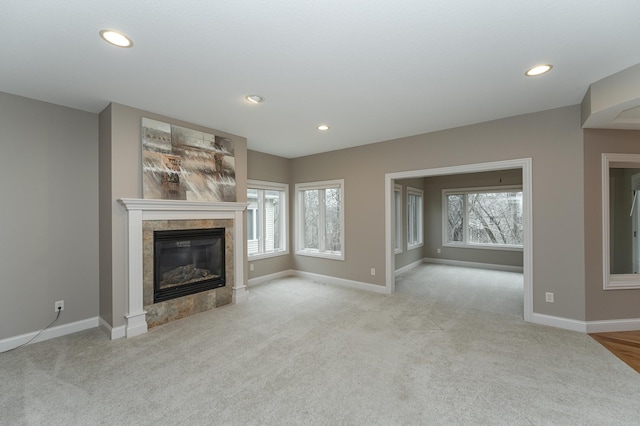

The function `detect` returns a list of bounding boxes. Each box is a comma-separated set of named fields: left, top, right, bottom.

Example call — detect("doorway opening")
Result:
left=384, top=158, right=533, bottom=322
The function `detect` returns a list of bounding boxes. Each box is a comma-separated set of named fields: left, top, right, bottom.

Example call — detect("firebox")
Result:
left=153, top=228, right=225, bottom=303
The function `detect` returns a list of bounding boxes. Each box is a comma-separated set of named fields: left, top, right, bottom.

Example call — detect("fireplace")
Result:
left=141, top=217, right=236, bottom=329
left=153, top=228, right=225, bottom=303
left=117, top=198, right=247, bottom=339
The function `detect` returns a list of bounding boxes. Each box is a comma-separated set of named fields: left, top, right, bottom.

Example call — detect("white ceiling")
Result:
left=2, top=0, right=640, bottom=158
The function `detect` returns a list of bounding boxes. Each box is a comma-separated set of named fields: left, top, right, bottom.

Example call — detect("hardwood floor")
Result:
left=590, top=331, right=640, bottom=373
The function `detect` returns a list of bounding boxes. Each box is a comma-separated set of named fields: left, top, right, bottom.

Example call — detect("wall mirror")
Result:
left=602, top=153, right=640, bottom=289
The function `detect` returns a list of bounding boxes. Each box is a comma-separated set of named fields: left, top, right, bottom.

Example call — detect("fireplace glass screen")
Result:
left=153, top=228, right=225, bottom=303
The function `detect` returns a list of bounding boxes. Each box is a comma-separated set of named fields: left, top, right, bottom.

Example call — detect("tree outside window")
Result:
left=296, top=180, right=344, bottom=260
left=303, top=189, right=319, bottom=250
left=444, top=187, right=523, bottom=248
left=446, top=194, right=464, bottom=243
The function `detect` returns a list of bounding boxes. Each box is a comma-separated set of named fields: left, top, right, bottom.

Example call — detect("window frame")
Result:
left=247, top=180, right=289, bottom=260
left=295, top=179, right=345, bottom=260
left=394, top=184, right=403, bottom=254
left=442, top=185, right=523, bottom=251
left=406, top=186, right=424, bottom=250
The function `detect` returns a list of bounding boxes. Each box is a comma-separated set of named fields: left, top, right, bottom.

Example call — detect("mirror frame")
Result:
left=602, top=152, right=640, bottom=290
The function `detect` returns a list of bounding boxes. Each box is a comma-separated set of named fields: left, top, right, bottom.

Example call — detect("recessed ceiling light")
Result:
left=99, top=29, right=133, bottom=48
left=317, top=124, right=330, bottom=131
left=525, top=64, right=553, bottom=76
left=245, top=95, right=264, bottom=104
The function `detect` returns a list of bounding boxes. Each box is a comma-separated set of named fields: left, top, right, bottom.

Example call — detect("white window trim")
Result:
left=602, top=153, right=640, bottom=290
left=295, top=179, right=345, bottom=261
left=442, top=185, right=523, bottom=251
left=394, top=184, right=403, bottom=254
left=406, top=186, right=424, bottom=250
left=247, top=179, right=289, bottom=260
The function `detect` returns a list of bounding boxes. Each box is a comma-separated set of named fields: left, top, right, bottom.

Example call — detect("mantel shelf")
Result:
left=118, top=198, right=248, bottom=212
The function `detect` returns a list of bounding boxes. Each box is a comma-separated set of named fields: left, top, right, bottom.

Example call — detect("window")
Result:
left=246, top=200, right=258, bottom=241
left=295, top=179, right=344, bottom=260
left=247, top=180, right=288, bottom=259
left=407, top=187, right=423, bottom=249
left=443, top=186, right=523, bottom=250
left=394, top=185, right=403, bottom=254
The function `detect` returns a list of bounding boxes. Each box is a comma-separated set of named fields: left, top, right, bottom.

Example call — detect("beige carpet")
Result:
left=396, top=263, right=524, bottom=318
left=2, top=264, right=639, bottom=425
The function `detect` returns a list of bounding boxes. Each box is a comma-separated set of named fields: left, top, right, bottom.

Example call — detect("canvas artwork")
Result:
left=141, top=118, right=236, bottom=202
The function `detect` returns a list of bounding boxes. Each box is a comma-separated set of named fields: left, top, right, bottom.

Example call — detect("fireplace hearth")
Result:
left=153, top=228, right=225, bottom=303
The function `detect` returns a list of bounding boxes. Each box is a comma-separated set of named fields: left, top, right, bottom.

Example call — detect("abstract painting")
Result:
left=141, top=118, right=236, bottom=202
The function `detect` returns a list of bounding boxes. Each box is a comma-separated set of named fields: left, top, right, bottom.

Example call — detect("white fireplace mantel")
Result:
left=118, top=198, right=248, bottom=338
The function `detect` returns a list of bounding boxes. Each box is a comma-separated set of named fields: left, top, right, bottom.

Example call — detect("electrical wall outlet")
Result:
left=249, top=264, right=254, bottom=271
left=545, top=292, right=554, bottom=303
left=55, top=300, right=64, bottom=312
left=370, top=268, right=376, bottom=276
left=437, top=248, right=442, bottom=253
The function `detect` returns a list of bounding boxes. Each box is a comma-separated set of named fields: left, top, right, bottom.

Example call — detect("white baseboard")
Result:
left=423, top=257, right=524, bottom=273
left=531, top=313, right=640, bottom=334
left=530, top=313, right=587, bottom=333
left=249, top=269, right=388, bottom=294
left=99, top=316, right=126, bottom=340
left=0, top=316, right=99, bottom=353
left=293, top=270, right=388, bottom=294
left=585, top=318, right=640, bottom=333
left=247, top=269, right=296, bottom=287
left=395, top=259, right=425, bottom=276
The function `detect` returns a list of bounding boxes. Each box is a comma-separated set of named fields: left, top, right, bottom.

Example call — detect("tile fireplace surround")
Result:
left=118, top=198, right=247, bottom=338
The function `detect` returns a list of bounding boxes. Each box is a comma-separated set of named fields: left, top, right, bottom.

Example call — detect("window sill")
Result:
left=296, top=249, right=344, bottom=261
left=407, top=243, right=424, bottom=251
left=248, top=250, right=289, bottom=261
left=443, top=242, right=523, bottom=252
left=605, top=274, right=640, bottom=290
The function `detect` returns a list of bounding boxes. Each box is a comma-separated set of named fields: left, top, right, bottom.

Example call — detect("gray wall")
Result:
left=291, top=105, right=586, bottom=320
left=0, top=92, right=99, bottom=339
left=422, top=170, right=523, bottom=268
left=99, top=103, right=248, bottom=329
left=247, top=150, right=294, bottom=278
left=584, top=129, right=640, bottom=320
